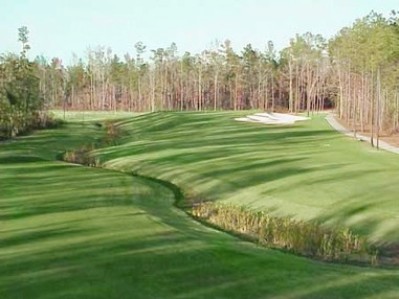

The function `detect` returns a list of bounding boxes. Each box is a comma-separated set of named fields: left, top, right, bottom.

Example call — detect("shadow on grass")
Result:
left=97, top=112, right=399, bottom=245
left=2, top=112, right=399, bottom=299
left=2, top=160, right=399, bottom=299
left=0, top=156, right=48, bottom=164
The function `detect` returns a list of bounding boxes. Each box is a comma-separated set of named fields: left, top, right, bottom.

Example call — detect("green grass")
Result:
left=95, top=111, right=399, bottom=245
left=1, top=112, right=399, bottom=298
left=50, top=110, right=143, bottom=122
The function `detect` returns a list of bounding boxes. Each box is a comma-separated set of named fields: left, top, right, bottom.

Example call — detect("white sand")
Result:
left=235, top=112, right=309, bottom=125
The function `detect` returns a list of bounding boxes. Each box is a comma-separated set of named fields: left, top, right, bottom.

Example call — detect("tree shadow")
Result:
left=2, top=112, right=399, bottom=298
left=97, top=112, right=399, bottom=246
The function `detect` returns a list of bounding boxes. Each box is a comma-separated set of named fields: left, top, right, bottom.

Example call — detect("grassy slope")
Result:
left=50, top=110, right=140, bottom=122
left=96, top=111, right=399, bottom=244
left=1, top=112, right=399, bottom=299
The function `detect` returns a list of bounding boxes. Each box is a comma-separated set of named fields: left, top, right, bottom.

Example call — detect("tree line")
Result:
left=1, top=11, right=399, bottom=141
left=0, top=27, right=49, bottom=139
left=43, top=36, right=330, bottom=114
left=329, top=11, right=399, bottom=146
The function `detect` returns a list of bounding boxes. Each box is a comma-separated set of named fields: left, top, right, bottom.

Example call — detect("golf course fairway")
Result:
left=1, top=111, right=399, bottom=299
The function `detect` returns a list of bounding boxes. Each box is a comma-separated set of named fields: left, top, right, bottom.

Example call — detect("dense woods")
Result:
left=1, top=11, right=399, bottom=140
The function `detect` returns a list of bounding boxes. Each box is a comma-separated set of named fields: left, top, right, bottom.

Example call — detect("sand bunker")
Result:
left=235, top=112, right=309, bottom=125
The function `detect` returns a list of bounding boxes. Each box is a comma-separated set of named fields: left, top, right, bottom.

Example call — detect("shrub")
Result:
left=102, top=121, right=123, bottom=146
left=61, top=120, right=123, bottom=166
left=62, top=144, right=100, bottom=167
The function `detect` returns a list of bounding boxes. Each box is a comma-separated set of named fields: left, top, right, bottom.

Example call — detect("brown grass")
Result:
left=191, top=202, right=379, bottom=265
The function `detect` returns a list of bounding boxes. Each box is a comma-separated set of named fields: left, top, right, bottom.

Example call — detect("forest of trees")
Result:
left=1, top=11, right=399, bottom=141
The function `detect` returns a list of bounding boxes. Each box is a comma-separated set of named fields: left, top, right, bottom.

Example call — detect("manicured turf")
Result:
left=96, top=111, right=399, bottom=244
left=51, top=110, right=141, bottom=122
left=1, top=112, right=399, bottom=299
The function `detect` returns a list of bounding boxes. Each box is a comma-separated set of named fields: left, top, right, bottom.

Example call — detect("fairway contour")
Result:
left=1, top=112, right=399, bottom=299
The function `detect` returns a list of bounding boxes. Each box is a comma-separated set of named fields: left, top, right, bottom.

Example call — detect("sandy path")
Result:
left=325, top=114, right=399, bottom=154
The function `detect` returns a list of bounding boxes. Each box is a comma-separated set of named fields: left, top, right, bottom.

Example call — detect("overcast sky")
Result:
left=1, top=0, right=397, bottom=64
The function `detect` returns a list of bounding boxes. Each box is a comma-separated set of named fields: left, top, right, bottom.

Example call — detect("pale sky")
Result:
left=1, top=0, right=397, bottom=64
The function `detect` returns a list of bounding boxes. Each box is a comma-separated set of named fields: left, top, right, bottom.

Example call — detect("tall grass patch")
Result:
left=191, top=202, right=378, bottom=265
left=61, top=121, right=123, bottom=166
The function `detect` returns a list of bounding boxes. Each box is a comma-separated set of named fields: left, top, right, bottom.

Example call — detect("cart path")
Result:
left=325, top=114, right=399, bottom=154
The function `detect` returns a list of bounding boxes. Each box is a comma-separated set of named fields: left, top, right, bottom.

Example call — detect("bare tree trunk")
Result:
left=360, top=72, right=364, bottom=133
left=198, top=69, right=202, bottom=111
left=288, top=58, right=293, bottom=113
left=371, top=71, right=375, bottom=147
left=306, top=64, right=311, bottom=117
left=395, top=92, right=399, bottom=132
left=180, top=61, right=184, bottom=111
left=150, top=72, right=155, bottom=112
left=353, top=75, right=357, bottom=139
left=265, top=76, right=269, bottom=111
left=271, top=75, right=275, bottom=112
left=214, top=73, right=218, bottom=111
left=138, top=76, right=142, bottom=110
left=376, top=68, right=382, bottom=149
left=337, top=66, right=344, bottom=118
left=295, top=64, right=300, bottom=113
left=101, top=71, right=105, bottom=110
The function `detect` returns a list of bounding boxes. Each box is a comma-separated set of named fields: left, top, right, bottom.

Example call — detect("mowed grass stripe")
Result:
left=95, top=111, right=399, bottom=244
left=0, top=113, right=398, bottom=298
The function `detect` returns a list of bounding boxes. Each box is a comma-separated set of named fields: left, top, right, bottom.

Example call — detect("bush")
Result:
left=62, top=144, right=100, bottom=167
left=61, top=120, right=123, bottom=166
left=102, top=121, right=123, bottom=146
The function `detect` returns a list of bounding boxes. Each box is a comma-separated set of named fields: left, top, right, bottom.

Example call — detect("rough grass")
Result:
left=1, top=112, right=399, bottom=298
left=192, top=202, right=377, bottom=264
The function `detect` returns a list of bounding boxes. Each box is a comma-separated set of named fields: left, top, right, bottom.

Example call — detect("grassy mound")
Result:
left=95, top=111, right=399, bottom=246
